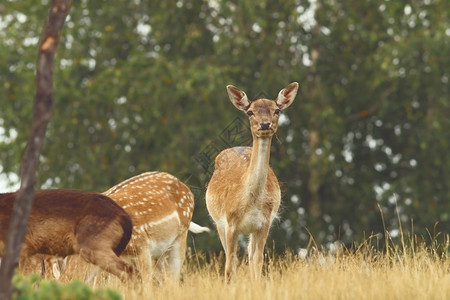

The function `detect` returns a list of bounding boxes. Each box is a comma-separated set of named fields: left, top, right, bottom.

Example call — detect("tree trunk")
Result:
left=307, top=129, right=321, bottom=219
left=307, top=30, right=322, bottom=220
left=0, top=1, right=71, bottom=298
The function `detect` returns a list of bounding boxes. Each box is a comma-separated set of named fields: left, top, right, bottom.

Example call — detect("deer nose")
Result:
left=260, top=122, right=271, bottom=130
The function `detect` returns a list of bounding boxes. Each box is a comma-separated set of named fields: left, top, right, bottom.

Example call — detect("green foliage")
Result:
left=0, top=0, right=448, bottom=252
left=11, top=273, right=121, bottom=300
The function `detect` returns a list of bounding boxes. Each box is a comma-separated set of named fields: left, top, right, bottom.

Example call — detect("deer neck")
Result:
left=244, top=136, right=272, bottom=200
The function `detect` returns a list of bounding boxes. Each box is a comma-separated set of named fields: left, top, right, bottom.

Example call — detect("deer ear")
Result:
left=276, top=82, right=299, bottom=110
left=226, top=85, right=251, bottom=111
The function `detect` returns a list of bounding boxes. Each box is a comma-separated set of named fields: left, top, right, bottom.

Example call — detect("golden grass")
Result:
left=78, top=240, right=450, bottom=300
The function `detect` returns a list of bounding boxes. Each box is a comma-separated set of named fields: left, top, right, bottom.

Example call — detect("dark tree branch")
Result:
left=0, top=1, right=71, bottom=298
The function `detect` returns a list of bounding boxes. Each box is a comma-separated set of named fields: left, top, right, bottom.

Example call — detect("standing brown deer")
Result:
left=206, top=82, right=298, bottom=281
left=0, top=189, right=138, bottom=281
left=57, top=171, right=209, bottom=281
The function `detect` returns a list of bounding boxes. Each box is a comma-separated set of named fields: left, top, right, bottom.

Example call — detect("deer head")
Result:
left=226, top=82, right=299, bottom=138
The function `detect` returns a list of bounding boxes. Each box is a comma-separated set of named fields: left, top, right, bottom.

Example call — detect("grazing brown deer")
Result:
left=206, top=82, right=298, bottom=281
left=57, top=172, right=209, bottom=281
left=0, top=189, right=138, bottom=281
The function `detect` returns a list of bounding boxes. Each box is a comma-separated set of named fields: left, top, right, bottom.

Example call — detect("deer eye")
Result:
left=274, top=109, right=281, bottom=115
left=246, top=110, right=254, bottom=116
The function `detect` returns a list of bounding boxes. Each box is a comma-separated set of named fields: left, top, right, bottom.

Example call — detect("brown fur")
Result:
left=104, top=172, right=194, bottom=258
left=59, top=172, right=207, bottom=282
left=0, top=189, right=137, bottom=281
left=206, top=83, right=298, bottom=281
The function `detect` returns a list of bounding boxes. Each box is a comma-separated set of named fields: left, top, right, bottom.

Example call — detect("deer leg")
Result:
left=78, top=246, right=136, bottom=282
left=249, top=224, right=270, bottom=281
left=247, top=234, right=255, bottom=263
left=57, top=255, right=93, bottom=282
left=217, top=225, right=227, bottom=255
left=158, top=231, right=187, bottom=281
left=76, top=231, right=137, bottom=282
left=224, top=225, right=239, bottom=282
left=17, top=247, right=40, bottom=275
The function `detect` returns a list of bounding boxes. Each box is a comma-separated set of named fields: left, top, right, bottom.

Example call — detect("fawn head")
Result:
left=226, top=82, right=298, bottom=138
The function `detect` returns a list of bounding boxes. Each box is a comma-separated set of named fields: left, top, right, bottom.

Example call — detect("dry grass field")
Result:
left=72, top=237, right=450, bottom=300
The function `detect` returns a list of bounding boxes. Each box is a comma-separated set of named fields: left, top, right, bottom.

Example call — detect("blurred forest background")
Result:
left=0, top=0, right=448, bottom=253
